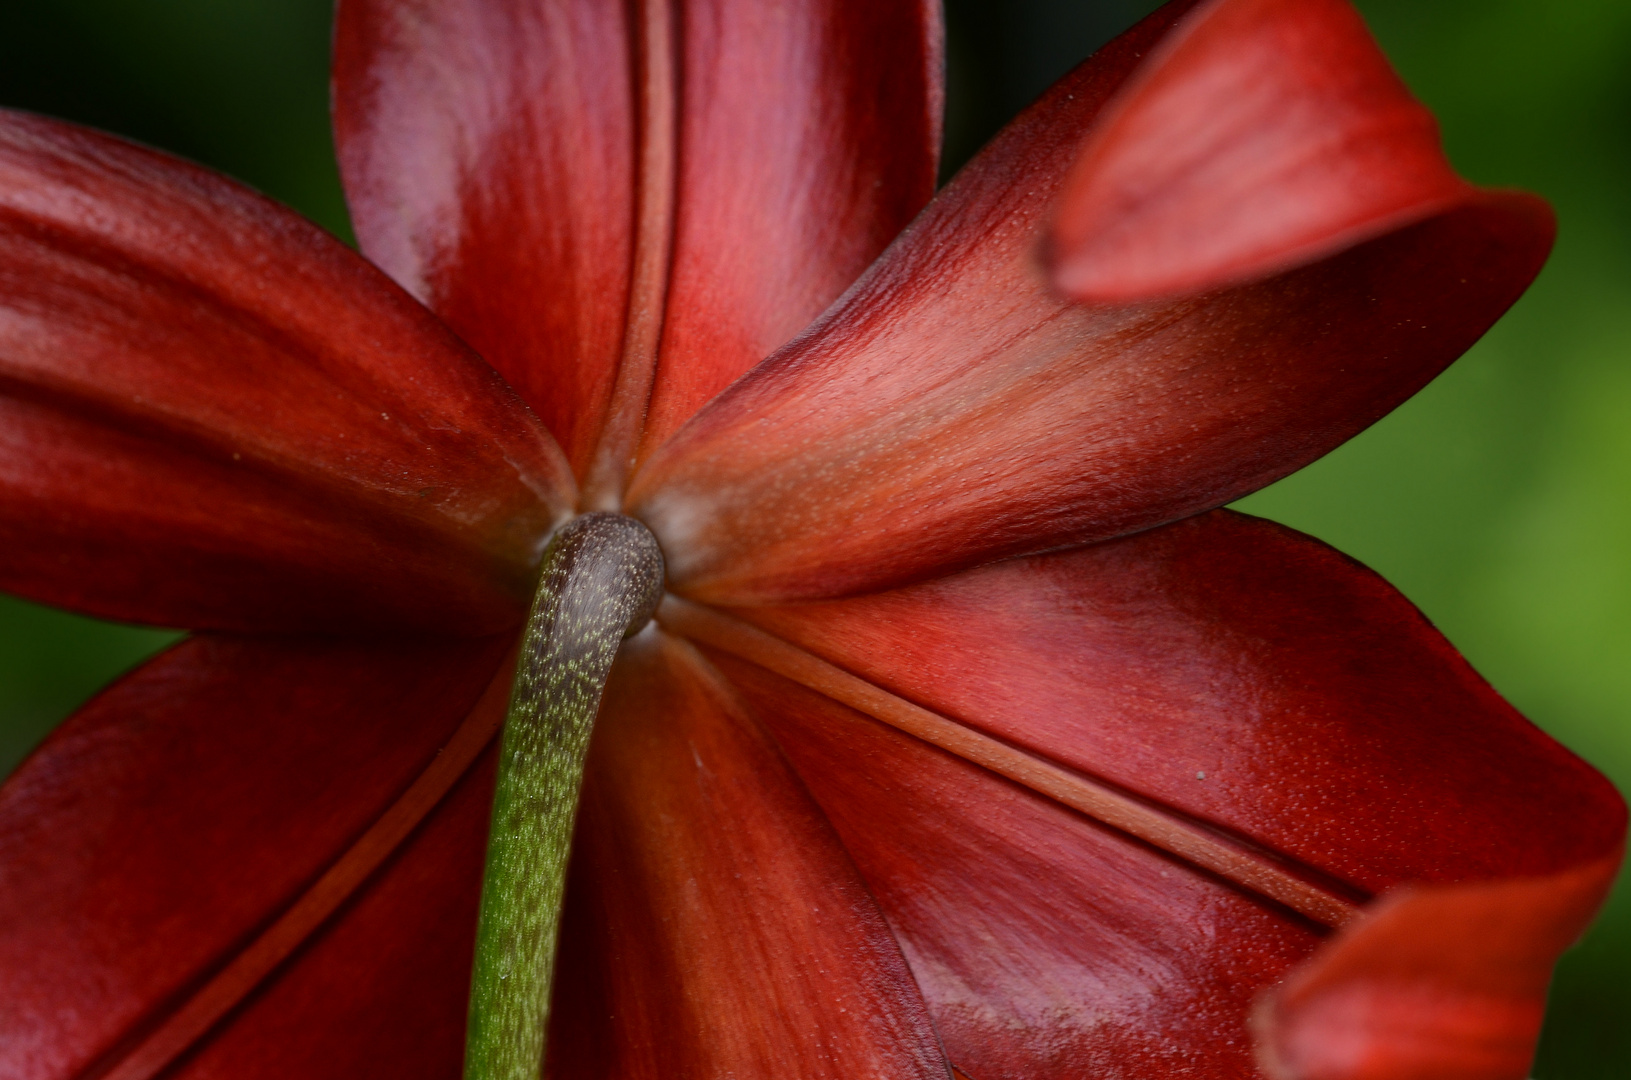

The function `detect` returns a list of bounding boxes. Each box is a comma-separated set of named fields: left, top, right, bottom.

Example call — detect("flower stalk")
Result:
left=465, top=513, right=664, bottom=1080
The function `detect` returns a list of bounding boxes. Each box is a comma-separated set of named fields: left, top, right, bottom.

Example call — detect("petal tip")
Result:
left=1253, top=844, right=1624, bottom=1080
left=1045, top=0, right=1494, bottom=304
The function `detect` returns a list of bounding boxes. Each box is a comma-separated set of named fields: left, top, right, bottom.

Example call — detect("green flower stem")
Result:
left=465, top=513, right=664, bottom=1080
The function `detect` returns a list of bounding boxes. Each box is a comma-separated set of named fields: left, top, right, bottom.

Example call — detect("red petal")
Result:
left=546, top=630, right=949, bottom=1079
left=1258, top=853, right=1623, bottom=1080
left=735, top=510, right=1623, bottom=892
left=715, top=651, right=1324, bottom=1080
left=685, top=510, right=1625, bottom=1076
left=333, top=0, right=635, bottom=473
left=637, top=0, right=943, bottom=452
left=1052, top=0, right=1471, bottom=302
left=333, top=0, right=942, bottom=478
left=0, top=633, right=509, bottom=1079
left=163, top=737, right=498, bottom=1080
left=0, top=113, right=571, bottom=635
left=627, top=6, right=1552, bottom=605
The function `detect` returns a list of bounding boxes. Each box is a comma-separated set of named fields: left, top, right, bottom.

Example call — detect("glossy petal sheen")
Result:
left=545, top=631, right=949, bottom=1080
left=335, top=0, right=941, bottom=475
left=628, top=5, right=1551, bottom=604
left=1052, top=0, right=1470, bottom=301
left=716, top=652, right=1323, bottom=1080
left=737, top=510, right=1623, bottom=889
left=638, top=0, right=942, bottom=453
left=334, top=0, right=634, bottom=472
left=1260, top=853, right=1623, bottom=1080
left=0, top=634, right=508, bottom=1080
left=722, top=510, right=1624, bottom=1077
left=0, top=113, right=571, bottom=634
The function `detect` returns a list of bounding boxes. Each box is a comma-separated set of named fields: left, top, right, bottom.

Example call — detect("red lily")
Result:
left=0, top=0, right=1622, bottom=1077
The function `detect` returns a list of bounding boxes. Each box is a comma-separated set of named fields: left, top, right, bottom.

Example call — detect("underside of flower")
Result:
left=468, top=513, right=664, bottom=1080
left=0, top=1, right=1623, bottom=1079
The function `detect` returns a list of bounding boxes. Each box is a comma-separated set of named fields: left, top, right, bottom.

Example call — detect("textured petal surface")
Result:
left=334, top=0, right=634, bottom=472
left=1259, top=852, right=1623, bottom=1080
left=545, top=630, right=949, bottom=1080
left=628, top=4, right=1552, bottom=605
left=0, top=633, right=509, bottom=1080
left=637, top=0, right=942, bottom=452
left=736, top=510, right=1624, bottom=890
left=168, top=740, right=497, bottom=1080
left=715, top=651, right=1323, bottom=1080
left=0, top=112, right=571, bottom=634
left=1052, top=0, right=1470, bottom=301
left=334, top=0, right=941, bottom=475
left=708, top=510, right=1625, bottom=1077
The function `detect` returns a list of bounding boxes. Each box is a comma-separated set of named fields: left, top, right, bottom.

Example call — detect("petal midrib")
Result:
left=581, top=0, right=679, bottom=512
left=81, top=588, right=1362, bottom=1080
left=75, top=650, right=517, bottom=1080
left=657, top=595, right=1367, bottom=929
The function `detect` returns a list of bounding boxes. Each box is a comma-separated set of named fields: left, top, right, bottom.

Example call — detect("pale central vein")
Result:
left=657, top=595, right=1363, bottom=929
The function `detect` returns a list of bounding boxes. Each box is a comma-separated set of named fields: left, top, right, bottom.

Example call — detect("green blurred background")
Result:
left=0, top=0, right=1625, bottom=1073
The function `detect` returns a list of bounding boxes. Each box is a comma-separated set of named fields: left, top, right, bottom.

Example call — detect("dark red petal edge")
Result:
left=0, top=110, right=571, bottom=634
left=0, top=633, right=510, bottom=1079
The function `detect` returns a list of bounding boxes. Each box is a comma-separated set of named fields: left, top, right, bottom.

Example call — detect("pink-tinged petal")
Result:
left=627, top=4, right=1551, bottom=605
left=0, top=112, right=570, bottom=634
left=714, top=651, right=1325, bottom=1080
left=333, top=0, right=633, bottom=473
left=1052, top=0, right=1471, bottom=302
left=0, top=633, right=509, bottom=1080
left=637, top=0, right=943, bottom=452
left=701, top=510, right=1625, bottom=1077
left=1258, top=851, right=1623, bottom=1080
left=545, top=630, right=949, bottom=1080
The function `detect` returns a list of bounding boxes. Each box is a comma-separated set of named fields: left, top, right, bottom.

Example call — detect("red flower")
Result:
left=0, top=0, right=1622, bottom=1078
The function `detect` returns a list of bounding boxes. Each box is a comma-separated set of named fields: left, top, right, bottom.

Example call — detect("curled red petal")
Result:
left=0, top=112, right=570, bottom=634
left=1258, top=852, right=1624, bottom=1080
left=333, top=0, right=635, bottom=473
left=0, top=633, right=509, bottom=1079
left=1051, top=0, right=1472, bottom=302
left=628, top=5, right=1551, bottom=605
left=546, top=630, right=950, bottom=1079
left=637, top=0, right=943, bottom=453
